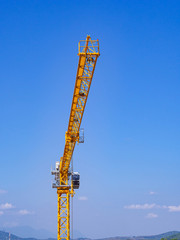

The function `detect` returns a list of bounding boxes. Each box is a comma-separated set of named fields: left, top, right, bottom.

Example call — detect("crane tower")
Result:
left=52, top=36, right=100, bottom=240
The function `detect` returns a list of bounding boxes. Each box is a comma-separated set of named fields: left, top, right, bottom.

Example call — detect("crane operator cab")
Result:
left=72, top=172, right=80, bottom=189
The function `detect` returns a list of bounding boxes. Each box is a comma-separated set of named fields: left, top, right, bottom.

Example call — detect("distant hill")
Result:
left=134, top=231, right=180, bottom=240
left=93, top=231, right=180, bottom=240
left=3, top=226, right=56, bottom=239
left=0, top=231, right=38, bottom=240
left=0, top=226, right=82, bottom=239
left=166, top=232, right=180, bottom=240
left=0, top=230, right=180, bottom=240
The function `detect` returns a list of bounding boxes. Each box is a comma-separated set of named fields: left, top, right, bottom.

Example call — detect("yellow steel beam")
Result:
left=57, top=36, right=100, bottom=240
left=60, top=36, right=100, bottom=180
left=57, top=189, right=70, bottom=240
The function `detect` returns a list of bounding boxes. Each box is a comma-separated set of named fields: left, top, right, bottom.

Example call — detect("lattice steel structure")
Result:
left=52, top=36, right=100, bottom=240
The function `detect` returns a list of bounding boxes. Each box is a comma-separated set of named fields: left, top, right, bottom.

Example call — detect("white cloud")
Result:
left=78, top=196, right=88, bottom=201
left=124, top=203, right=180, bottom=213
left=167, top=205, right=180, bottom=212
left=18, top=209, right=34, bottom=215
left=0, top=203, right=14, bottom=210
left=149, top=191, right=156, bottom=195
left=0, top=189, right=7, bottom=194
left=124, top=203, right=157, bottom=210
left=0, top=211, right=4, bottom=216
left=146, top=213, right=158, bottom=218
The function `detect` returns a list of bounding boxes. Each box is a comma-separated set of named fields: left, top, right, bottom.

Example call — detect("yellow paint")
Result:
left=56, top=36, right=100, bottom=240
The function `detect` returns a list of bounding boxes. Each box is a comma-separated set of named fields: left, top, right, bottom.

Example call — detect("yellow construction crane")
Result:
left=52, top=36, right=100, bottom=240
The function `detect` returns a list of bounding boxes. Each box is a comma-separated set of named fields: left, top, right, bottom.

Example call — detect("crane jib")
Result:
left=60, top=36, right=100, bottom=177
left=52, top=35, right=100, bottom=240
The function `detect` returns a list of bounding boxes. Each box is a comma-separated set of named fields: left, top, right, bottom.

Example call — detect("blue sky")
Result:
left=0, top=0, right=180, bottom=238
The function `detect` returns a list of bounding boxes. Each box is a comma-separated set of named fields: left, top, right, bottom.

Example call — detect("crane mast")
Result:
left=52, top=36, right=100, bottom=240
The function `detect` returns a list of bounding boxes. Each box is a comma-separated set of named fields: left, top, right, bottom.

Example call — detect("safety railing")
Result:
left=78, top=39, right=100, bottom=55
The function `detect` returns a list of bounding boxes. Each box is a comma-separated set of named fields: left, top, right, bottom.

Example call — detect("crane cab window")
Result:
left=72, top=172, right=80, bottom=189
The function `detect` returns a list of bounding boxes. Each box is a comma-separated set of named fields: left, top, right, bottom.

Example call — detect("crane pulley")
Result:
left=52, top=35, right=100, bottom=240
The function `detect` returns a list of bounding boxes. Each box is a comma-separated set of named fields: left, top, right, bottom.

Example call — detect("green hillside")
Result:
left=94, top=232, right=180, bottom=240
left=166, top=233, right=180, bottom=240
left=137, top=231, right=180, bottom=240
left=0, top=230, right=179, bottom=240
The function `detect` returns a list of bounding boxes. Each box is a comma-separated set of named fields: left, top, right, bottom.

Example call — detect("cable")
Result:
left=71, top=192, right=73, bottom=240
left=71, top=154, right=73, bottom=240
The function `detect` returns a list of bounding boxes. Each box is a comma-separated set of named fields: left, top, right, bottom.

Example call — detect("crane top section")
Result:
left=60, top=35, right=100, bottom=181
